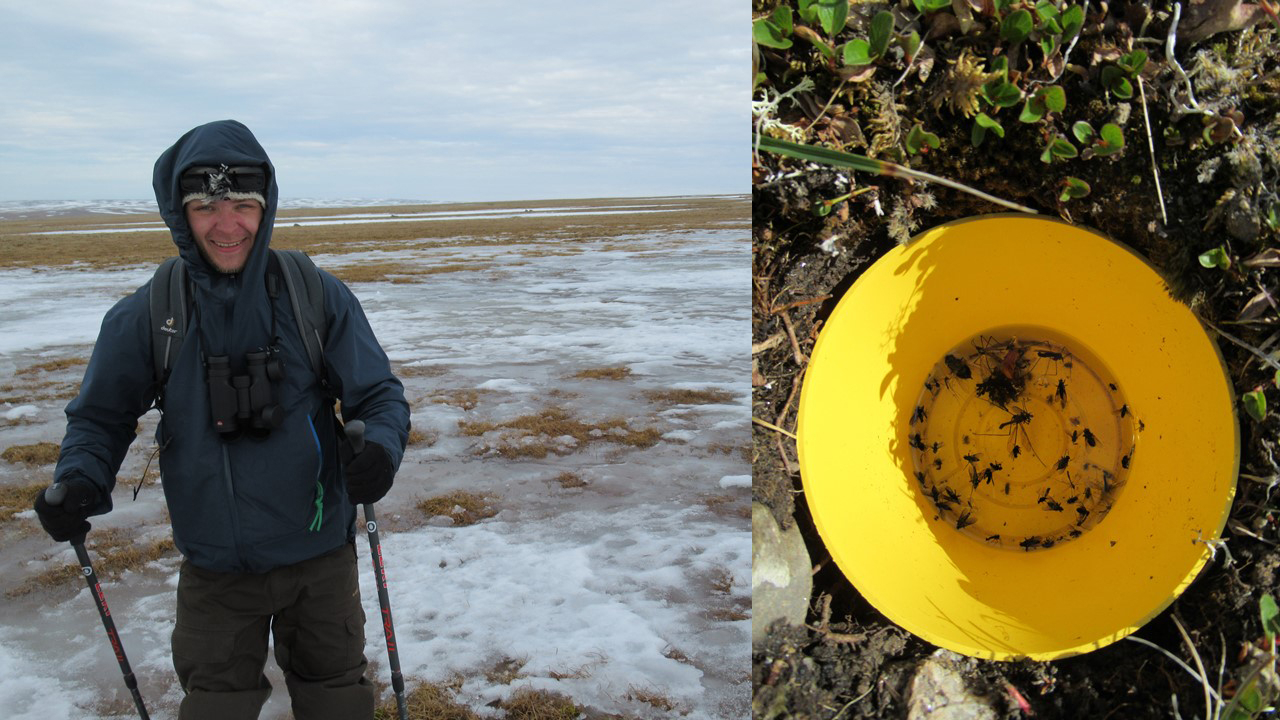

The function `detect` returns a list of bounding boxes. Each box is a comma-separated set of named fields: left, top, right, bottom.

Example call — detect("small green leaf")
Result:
left=1039, top=36, right=1058, bottom=58
left=869, top=10, right=894, bottom=58
left=816, top=0, right=849, bottom=37
left=1198, top=246, right=1231, bottom=269
left=797, top=0, right=819, bottom=25
left=1244, top=390, right=1268, bottom=423
left=1041, top=137, right=1078, bottom=164
left=1061, top=5, right=1084, bottom=40
left=1019, top=98, right=1046, bottom=124
left=753, top=19, right=793, bottom=49
left=1059, top=177, right=1091, bottom=202
left=1103, top=66, right=1134, bottom=99
left=1261, top=594, right=1280, bottom=639
left=772, top=5, right=795, bottom=34
left=1035, top=0, right=1061, bottom=24
left=906, top=124, right=941, bottom=154
left=1072, top=121, right=1095, bottom=144
left=983, top=79, right=1022, bottom=108
left=972, top=114, right=1004, bottom=147
left=1093, top=123, right=1125, bottom=155
left=843, top=38, right=873, bottom=66
left=1042, top=86, right=1066, bottom=112
left=989, top=56, right=1009, bottom=81
left=901, top=30, right=922, bottom=60
left=975, top=113, right=1004, bottom=137
left=912, top=0, right=953, bottom=11
left=1001, top=8, right=1034, bottom=44
left=1119, top=49, right=1148, bottom=76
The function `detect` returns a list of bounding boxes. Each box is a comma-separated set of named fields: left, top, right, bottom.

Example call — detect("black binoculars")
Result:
left=206, top=350, right=284, bottom=439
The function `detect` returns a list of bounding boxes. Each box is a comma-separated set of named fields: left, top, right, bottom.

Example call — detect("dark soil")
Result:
left=753, top=2, right=1280, bottom=718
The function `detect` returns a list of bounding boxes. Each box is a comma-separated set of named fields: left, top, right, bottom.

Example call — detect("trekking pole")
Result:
left=43, top=484, right=151, bottom=720
left=344, top=420, right=409, bottom=720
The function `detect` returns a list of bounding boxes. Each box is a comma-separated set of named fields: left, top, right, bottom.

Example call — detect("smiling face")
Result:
left=185, top=197, right=263, bottom=273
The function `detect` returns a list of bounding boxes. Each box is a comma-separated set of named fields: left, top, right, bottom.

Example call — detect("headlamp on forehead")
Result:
left=180, top=164, right=267, bottom=206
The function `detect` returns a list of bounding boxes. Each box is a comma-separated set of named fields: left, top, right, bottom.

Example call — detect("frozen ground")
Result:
left=0, top=203, right=749, bottom=719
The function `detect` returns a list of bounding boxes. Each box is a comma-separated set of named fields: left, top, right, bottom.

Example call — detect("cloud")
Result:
left=0, top=0, right=744, bottom=201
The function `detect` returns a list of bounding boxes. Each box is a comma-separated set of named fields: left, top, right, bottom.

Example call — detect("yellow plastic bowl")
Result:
left=798, top=215, right=1239, bottom=660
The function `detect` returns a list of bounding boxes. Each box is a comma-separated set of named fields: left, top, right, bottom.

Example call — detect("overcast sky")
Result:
left=1, top=1, right=744, bottom=203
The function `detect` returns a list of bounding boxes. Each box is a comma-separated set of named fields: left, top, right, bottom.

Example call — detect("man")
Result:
left=32, top=119, right=411, bottom=720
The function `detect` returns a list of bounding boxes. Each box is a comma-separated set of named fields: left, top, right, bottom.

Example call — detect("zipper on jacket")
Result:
left=222, top=444, right=247, bottom=568
left=307, top=414, right=324, bottom=532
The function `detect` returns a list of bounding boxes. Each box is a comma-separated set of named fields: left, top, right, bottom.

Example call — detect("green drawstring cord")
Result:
left=308, top=479, right=324, bottom=532
left=307, top=416, right=324, bottom=532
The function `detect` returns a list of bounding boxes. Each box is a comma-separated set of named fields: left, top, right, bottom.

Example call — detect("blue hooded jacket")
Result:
left=55, top=120, right=411, bottom=573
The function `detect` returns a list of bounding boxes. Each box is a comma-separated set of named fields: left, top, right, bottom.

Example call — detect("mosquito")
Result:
left=984, top=406, right=1041, bottom=462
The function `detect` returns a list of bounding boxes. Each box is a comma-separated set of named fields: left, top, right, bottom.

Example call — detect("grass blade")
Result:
left=756, top=134, right=1039, bottom=215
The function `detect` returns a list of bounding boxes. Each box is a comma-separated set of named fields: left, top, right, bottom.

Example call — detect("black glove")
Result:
left=33, top=477, right=100, bottom=543
left=341, top=440, right=394, bottom=505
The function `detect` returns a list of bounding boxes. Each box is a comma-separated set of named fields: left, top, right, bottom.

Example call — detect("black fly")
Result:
left=1011, top=445, right=1021, bottom=458
left=1045, top=498, right=1064, bottom=512
left=944, top=354, right=972, bottom=379
left=1056, top=454, right=1070, bottom=471
left=1082, top=428, right=1097, bottom=447
left=1118, top=404, right=1129, bottom=417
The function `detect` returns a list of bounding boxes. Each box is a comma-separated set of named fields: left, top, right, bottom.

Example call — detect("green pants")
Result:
left=172, top=543, right=375, bottom=720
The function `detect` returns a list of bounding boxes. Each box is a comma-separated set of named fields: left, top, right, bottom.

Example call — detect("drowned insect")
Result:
left=1045, top=498, right=1064, bottom=512
left=1075, top=506, right=1090, bottom=525
left=1056, top=379, right=1067, bottom=407
left=969, top=466, right=982, bottom=489
left=963, top=453, right=981, bottom=464
left=1118, top=404, right=1129, bottom=418
left=1071, top=429, right=1079, bottom=443
left=956, top=510, right=976, bottom=530
left=933, top=458, right=943, bottom=470
left=1041, top=538, right=1056, bottom=549
left=944, top=354, right=972, bottom=379
left=1082, top=428, right=1097, bottom=447
left=944, top=487, right=963, bottom=505
left=914, top=471, right=927, bottom=485
left=1011, top=445, right=1021, bottom=458
left=986, top=534, right=1001, bottom=543
left=1056, top=454, right=1070, bottom=471
left=931, top=441, right=943, bottom=453
left=1003, top=481, right=1011, bottom=495
left=911, top=406, right=927, bottom=424
left=1020, top=536, right=1042, bottom=551
left=1121, top=452, right=1131, bottom=469
left=910, top=433, right=927, bottom=451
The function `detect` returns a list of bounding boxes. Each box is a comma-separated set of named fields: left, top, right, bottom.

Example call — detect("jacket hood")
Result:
left=153, top=120, right=280, bottom=361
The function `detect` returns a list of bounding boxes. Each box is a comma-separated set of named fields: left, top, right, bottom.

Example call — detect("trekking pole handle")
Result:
left=345, top=419, right=366, bottom=454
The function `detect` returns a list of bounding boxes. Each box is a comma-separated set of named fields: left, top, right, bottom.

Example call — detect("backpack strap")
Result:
left=149, top=256, right=189, bottom=402
left=269, top=249, right=329, bottom=388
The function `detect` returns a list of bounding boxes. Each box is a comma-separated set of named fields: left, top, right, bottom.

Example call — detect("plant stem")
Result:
left=756, top=135, right=1039, bottom=215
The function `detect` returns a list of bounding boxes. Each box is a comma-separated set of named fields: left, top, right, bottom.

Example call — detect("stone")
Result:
left=752, top=502, right=812, bottom=645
